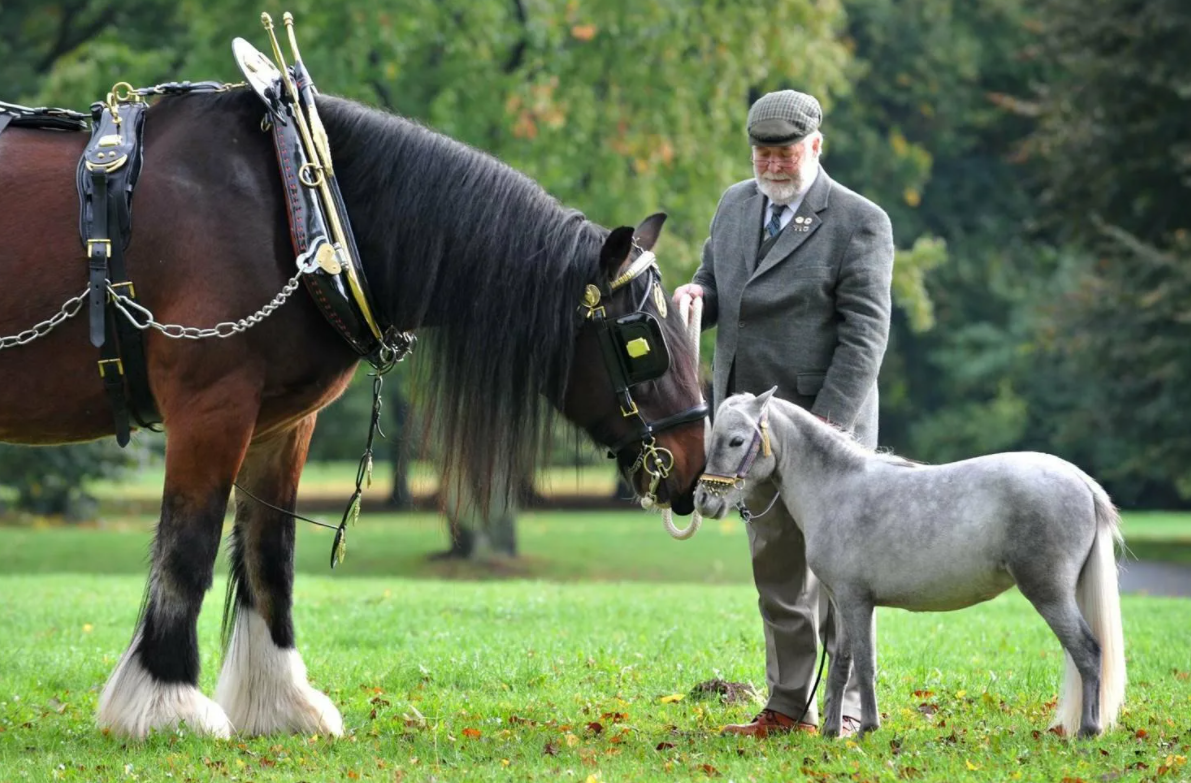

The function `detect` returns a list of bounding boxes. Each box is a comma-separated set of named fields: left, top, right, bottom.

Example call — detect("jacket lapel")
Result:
left=752, top=166, right=832, bottom=280
left=739, top=189, right=766, bottom=273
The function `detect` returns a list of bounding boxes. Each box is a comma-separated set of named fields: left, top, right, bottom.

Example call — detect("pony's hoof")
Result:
left=1077, top=724, right=1102, bottom=738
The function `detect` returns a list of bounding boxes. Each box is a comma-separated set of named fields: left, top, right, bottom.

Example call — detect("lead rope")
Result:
left=660, top=294, right=704, bottom=540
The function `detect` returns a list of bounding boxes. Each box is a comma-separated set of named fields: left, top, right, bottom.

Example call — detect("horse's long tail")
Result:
left=1054, top=473, right=1126, bottom=734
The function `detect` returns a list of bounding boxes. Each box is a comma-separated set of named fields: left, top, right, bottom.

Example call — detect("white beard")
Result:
left=755, top=156, right=819, bottom=205
left=756, top=175, right=798, bottom=204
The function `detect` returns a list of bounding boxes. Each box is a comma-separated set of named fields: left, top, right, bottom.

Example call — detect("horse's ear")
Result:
left=633, top=213, right=667, bottom=252
left=600, top=226, right=636, bottom=276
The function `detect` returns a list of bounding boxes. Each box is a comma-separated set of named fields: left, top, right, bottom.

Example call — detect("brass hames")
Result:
left=259, top=12, right=383, bottom=341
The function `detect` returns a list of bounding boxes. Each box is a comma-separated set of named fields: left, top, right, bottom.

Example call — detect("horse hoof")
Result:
left=98, top=684, right=233, bottom=740
left=98, top=644, right=233, bottom=739
left=216, top=611, right=345, bottom=737
left=1077, top=724, right=1102, bottom=738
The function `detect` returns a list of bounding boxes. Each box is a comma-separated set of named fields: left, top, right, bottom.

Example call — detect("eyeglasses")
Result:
left=751, top=153, right=801, bottom=168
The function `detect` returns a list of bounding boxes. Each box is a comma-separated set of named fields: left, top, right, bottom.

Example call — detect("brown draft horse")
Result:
left=0, top=88, right=705, bottom=738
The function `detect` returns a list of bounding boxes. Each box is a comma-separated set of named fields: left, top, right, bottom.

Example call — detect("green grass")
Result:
left=87, top=460, right=620, bottom=504
left=3, top=508, right=1190, bottom=580
left=0, top=511, right=756, bottom=583
left=0, top=576, right=1188, bottom=782
left=1, top=510, right=1189, bottom=780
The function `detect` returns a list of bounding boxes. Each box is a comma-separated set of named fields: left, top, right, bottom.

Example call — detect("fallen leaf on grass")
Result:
left=462, top=728, right=481, bottom=739
left=586, top=722, right=603, bottom=735
left=655, top=741, right=675, bottom=751
left=543, top=742, right=559, bottom=756
left=659, top=694, right=684, bottom=703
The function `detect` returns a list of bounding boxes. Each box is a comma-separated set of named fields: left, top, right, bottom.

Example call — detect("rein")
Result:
left=658, top=294, right=706, bottom=540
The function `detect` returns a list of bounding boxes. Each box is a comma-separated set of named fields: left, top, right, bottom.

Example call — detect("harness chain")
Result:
left=105, top=267, right=308, bottom=340
left=0, top=290, right=89, bottom=350
left=1, top=267, right=309, bottom=348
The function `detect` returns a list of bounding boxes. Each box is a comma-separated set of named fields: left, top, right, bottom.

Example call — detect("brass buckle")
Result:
left=620, top=399, right=639, bottom=418
left=98, top=358, right=124, bottom=377
left=87, top=238, right=112, bottom=258
left=110, top=281, right=136, bottom=299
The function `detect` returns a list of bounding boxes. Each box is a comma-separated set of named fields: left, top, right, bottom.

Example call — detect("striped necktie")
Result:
left=766, top=203, right=785, bottom=238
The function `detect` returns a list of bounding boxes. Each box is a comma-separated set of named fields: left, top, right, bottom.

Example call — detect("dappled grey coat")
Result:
left=693, top=166, right=893, bottom=446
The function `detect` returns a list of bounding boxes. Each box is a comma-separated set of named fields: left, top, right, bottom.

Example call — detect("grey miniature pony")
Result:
left=695, top=389, right=1126, bottom=739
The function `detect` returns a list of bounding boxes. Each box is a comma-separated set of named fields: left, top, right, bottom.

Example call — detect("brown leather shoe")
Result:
left=839, top=715, right=862, bottom=738
left=720, top=709, right=817, bottom=738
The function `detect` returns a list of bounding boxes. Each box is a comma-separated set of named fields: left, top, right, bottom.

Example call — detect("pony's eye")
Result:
left=729, top=436, right=745, bottom=447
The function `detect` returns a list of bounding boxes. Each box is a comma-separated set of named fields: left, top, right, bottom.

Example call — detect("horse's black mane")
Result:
left=194, top=89, right=614, bottom=494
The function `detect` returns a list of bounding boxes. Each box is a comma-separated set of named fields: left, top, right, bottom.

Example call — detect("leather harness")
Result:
left=78, top=90, right=158, bottom=446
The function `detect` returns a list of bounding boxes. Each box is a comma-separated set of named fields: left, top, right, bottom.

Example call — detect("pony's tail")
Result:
left=1054, top=475, right=1126, bottom=735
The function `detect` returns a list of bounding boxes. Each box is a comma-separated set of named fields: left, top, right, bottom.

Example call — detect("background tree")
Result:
left=1022, top=0, right=1191, bottom=504
left=0, top=441, right=150, bottom=518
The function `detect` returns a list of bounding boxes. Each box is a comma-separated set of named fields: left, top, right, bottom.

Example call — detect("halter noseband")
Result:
left=698, top=405, right=774, bottom=521
left=580, top=249, right=709, bottom=506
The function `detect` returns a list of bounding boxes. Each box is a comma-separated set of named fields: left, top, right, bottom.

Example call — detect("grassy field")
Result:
left=87, top=460, right=622, bottom=504
left=0, top=508, right=1189, bottom=781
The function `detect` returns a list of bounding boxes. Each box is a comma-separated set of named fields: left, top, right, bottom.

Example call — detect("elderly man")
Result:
left=674, top=90, right=894, bottom=738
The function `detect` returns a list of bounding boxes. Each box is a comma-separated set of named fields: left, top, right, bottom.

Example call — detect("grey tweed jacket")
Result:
left=693, top=166, right=893, bottom=446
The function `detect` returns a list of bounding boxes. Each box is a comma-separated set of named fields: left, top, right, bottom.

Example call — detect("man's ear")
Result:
left=599, top=226, right=636, bottom=277
left=634, top=212, right=667, bottom=252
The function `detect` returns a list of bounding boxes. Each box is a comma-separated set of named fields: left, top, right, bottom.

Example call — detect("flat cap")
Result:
left=747, top=90, right=822, bottom=147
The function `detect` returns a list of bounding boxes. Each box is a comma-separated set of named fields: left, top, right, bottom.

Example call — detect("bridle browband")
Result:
left=579, top=247, right=709, bottom=505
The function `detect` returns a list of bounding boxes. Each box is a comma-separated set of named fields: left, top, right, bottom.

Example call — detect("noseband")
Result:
left=580, top=249, right=709, bottom=505
left=698, top=406, right=778, bottom=522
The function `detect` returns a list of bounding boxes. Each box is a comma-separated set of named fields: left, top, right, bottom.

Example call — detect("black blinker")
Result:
left=612, top=312, right=670, bottom=386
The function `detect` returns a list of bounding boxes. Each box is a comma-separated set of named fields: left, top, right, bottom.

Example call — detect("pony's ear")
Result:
left=755, top=386, right=778, bottom=409
left=633, top=213, right=667, bottom=252
left=600, top=226, right=636, bottom=276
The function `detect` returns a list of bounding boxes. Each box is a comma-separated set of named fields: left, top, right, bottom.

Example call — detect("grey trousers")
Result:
left=745, top=480, right=863, bottom=724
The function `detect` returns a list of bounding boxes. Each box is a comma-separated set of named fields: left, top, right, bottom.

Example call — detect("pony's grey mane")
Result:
left=763, top=398, right=923, bottom=469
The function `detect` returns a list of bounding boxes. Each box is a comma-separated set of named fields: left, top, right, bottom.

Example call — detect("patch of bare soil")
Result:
left=688, top=679, right=761, bottom=705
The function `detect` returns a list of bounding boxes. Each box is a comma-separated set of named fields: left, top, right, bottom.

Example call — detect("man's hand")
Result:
left=672, top=283, right=704, bottom=306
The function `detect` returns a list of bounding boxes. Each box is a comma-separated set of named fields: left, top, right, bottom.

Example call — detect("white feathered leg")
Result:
left=98, top=632, right=233, bottom=739
left=215, top=609, right=343, bottom=736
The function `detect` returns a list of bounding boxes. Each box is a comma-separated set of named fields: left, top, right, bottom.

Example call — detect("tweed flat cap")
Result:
left=747, top=90, right=823, bottom=146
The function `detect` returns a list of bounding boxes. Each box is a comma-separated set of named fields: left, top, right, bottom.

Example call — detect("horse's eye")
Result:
left=729, top=436, right=745, bottom=447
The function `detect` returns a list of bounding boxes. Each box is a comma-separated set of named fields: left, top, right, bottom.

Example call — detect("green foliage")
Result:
left=1023, top=0, right=1191, bottom=500
left=7, top=0, right=1190, bottom=507
left=0, top=440, right=152, bottom=519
